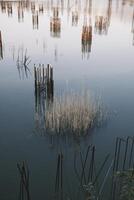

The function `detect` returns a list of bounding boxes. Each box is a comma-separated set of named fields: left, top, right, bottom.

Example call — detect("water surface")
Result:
left=0, top=0, right=134, bottom=199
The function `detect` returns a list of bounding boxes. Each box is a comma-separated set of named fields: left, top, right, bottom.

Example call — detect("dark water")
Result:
left=0, top=0, right=134, bottom=199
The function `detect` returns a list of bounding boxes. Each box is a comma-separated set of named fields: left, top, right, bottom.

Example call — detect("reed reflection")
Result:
left=16, top=48, right=31, bottom=79
left=94, top=0, right=112, bottom=35
left=81, top=0, right=92, bottom=59
left=0, top=0, right=133, bottom=63
left=32, top=11, right=39, bottom=29
left=31, top=2, right=35, bottom=13
left=54, top=153, right=63, bottom=200
left=39, top=4, right=44, bottom=14
left=50, top=7, right=61, bottom=38
left=122, top=0, right=134, bottom=6
left=18, top=1, right=24, bottom=22
left=0, top=1, right=6, bottom=13
left=71, top=0, right=80, bottom=26
left=16, top=137, right=134, bottom=200
left=81, top=25, right=92, bottom=59
left=7, top=2, right=13, bottom=17
left=132, top=9, right=134, bottom=45
left=17, top=162, right=31, bottom=200
left=72, top=11, right=79, bottom=26
left=34, top=64, right=54, bottom=132
left=0, top=31, right=3, bottom=60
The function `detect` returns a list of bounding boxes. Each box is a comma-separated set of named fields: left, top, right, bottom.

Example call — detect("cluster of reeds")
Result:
left=45, top=92, right=103, bottom=135
left=112, top=137, right=134, bottom=200
left=115, top=169, right=134, bottom=200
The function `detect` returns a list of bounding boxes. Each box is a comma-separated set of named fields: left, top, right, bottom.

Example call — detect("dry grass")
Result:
left=45, top=91, right=103, bottom=135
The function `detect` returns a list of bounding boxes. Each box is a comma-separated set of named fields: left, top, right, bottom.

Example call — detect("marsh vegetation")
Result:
left=45, top=92, right=103, bottom=135
left=0, top=0, right=134, bottom=200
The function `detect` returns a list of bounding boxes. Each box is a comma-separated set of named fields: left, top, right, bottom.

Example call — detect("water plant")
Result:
left=115, top=169, right=134, bottom=200
left=45, top=91, right=103, bottom=135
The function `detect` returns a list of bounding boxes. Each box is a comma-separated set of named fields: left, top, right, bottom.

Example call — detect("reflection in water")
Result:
left=17, top=162, right=31, bottom=200
left=132, top=9, right=134, bottom=45
left=0, top=1, right=6, bottom=13
left=0, top=0, right=134, bottom=61
left=81, top=0, right=92, bottom=59
left=34, top=64, right=54, bottom=132
left=95, top=16, right=108, bottom=35
left=0, top=1, right=134, bottom=200
left=74, top=145, right=111, bottom=200
left=32, top=11, right=39, bottom=29
left=54, top=46, right=58, bottom=61
left=81, top=25, right=92, bottom=59
left=39, top=3, right=44, bottom=14
left=0, top=31, right=3, bottom=60
left=0, top=0, right=133, bottom=26
left=95, top=0, right=112, bottom=35
left=34, top=82, right=102, bottom=139
left=72, top=11, right=79, bottom=26
left=34, top=64, right=102, bottom=139
left=17, top=48, right=31, bottom=79
left=18, top=1, right=24, bottom=22
left=122, top=0, right=134, bottom=6
left=74, top=145, right=96, bottom=186
left=31, top=2, right=35, bottom=14
left=54, top=153, right=63, bottom=200
left=112, top=137, right=134, bottom=200
left=44, top=92, right=101, bottom=135
left=10, top=45, right=16, bottom=61
left=50, top=7, right=61, bottom=38
left=7, top=2, right=13, bottom=17
left=16, top=137, right=134, bottom=200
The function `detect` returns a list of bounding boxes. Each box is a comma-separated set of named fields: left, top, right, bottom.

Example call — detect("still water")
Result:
left=0, top=0, right=134, bottom=199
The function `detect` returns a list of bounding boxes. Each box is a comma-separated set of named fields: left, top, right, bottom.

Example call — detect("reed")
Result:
left=0, top=31, right=3, bottom=59
left=115, top=169, right=134, bottom=200
left=45, top=91, right=103, bottom=135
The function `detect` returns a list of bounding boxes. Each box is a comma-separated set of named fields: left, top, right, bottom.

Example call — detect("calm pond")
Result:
left=0, top=0, right=134, bottom=199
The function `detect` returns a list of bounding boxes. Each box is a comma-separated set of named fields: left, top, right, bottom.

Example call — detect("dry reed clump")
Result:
left=45, top=92, right=103, bottom=135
